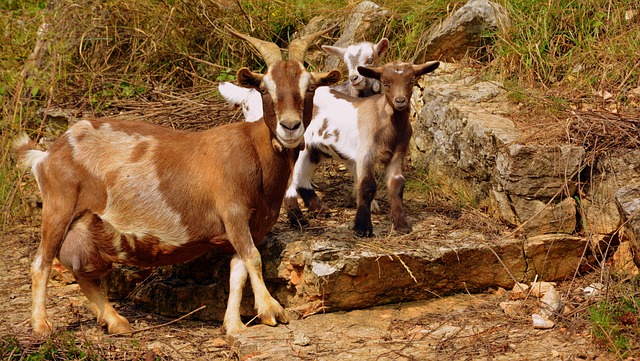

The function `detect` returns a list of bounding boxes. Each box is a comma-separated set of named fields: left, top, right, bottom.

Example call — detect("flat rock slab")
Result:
left=108, top=193, right=597, bottom=323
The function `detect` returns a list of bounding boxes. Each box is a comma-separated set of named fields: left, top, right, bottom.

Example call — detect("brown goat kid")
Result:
left=14, top=29, right=341, bottom=337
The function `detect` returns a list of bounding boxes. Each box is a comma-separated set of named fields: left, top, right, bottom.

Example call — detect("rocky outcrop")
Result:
left=616, top=184, right=640, bottom=267
left=412, top=62, right=639, bottom=260
left=415, top=0, right=510, bottom=62
left=109, top=229, right=592, bottom=322
left=412, top=63, right=584, bottom=237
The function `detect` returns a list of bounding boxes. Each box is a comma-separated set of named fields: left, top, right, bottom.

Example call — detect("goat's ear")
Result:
left=357, top=66, right=382, bottom=81
left=236, top=67, right=263, bottom=89
left=322, top=45, right=347, bottom=58
left=314, top=69, right=342, bottom=87
left=414, top=61, right=440, bottom=77
left=375, top=38, right=390, bottom=56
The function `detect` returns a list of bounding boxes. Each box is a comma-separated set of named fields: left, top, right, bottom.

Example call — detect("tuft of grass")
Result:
left=1, top=332, right=98, bottom=361
left=587, top=278, right=640, bottom=358
left=488, top=0, right=640, bottom=103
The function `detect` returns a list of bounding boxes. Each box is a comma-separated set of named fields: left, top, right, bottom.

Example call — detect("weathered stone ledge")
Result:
left=107, top=229, right=593, bottom=322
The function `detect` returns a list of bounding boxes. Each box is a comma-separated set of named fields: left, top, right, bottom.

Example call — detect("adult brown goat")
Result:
left=14, top=28, right=341, bottom=337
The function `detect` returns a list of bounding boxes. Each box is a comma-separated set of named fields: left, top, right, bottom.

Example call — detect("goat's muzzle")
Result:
left=276, top=117, right=305, bottom=148
left=393, top=96, right=408, bottom=111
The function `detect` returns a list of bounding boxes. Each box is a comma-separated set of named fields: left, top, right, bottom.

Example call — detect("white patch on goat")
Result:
left=23, top=150, right=47, bottom=187
left=287, top=88, right=360, bottom=197
left=298, top=71, right=312, bottom=98
left=32, top=254, right=43, bottom=272
left=305, top=88, right=359, bottom=160
left=67, top=120, right=189, bottom=247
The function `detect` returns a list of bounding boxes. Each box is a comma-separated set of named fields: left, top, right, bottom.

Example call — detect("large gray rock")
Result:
left=615, top=184, right=640, bottom=267
left=413, top=63, right=582, bottom=236
left=415, top=0, right=510, bottom=62
left=583, top=150, right=640, bottom=236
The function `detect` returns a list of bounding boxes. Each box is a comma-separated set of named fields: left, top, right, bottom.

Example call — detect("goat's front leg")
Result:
left=385, top=154, right=412, bottom=234
left=224, top=219, right=287, bottom=334
left=354, top=160, right=376, bottom=237
left=223, top=254, right=248, bottom=336
left=242, top=247, right=288, bottom=326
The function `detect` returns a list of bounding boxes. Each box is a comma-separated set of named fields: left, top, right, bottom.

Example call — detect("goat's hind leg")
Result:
left=385, top=157, right=412, bottom=234
left=31, top=198, right=77, bottom=335
left=58, top=216, right=132, bottom=334
left=285, top=147, right=328, bottom=228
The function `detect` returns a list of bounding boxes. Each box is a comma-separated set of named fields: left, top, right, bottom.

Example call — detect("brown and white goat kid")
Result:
left=218, top=38, right=389, bottom=122
left=284, top=61, right=440, bottom=237
left=14, top=29, right=341, bottom=337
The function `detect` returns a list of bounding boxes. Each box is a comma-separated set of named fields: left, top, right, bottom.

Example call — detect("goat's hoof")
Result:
left=259, top=300, right=288, bottom=326
left=393, top=223, right=412, bottom=234
left=107, top=319, right=133, bottom=334
left=353, top=226, right=374, bottom=238
left=260, top=311, right=288, bottom=327
left=32, top=318, right=54, bottom=336
left=223, top=320, right=245, bottom=336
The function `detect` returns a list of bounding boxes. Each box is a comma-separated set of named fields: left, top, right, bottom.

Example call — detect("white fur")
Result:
left=285, top=86, right=360, bottom=200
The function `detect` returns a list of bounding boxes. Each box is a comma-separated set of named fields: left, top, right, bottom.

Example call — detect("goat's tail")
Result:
left=218, top=82, right=252, bottom=105
left=13, top=133, right=46, bottom=170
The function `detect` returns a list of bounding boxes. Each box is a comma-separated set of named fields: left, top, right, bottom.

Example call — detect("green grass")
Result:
left=1, top=332, right=97, bottom=361
left=488, top=0, right=640, bottom=100
left=587, top=279, right=640, bottom=358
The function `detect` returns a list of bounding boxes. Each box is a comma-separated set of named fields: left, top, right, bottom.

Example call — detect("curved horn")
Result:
left=226, top=26, right=282, bottom=68
left=288, top=26, right=336, bottom=63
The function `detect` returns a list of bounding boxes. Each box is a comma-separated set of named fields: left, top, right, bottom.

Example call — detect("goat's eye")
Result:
left=366, top=58, right=373, bottom=65
left=307, top=84, right=317, bottom=92
left=259, top=86, right=267, bottom=94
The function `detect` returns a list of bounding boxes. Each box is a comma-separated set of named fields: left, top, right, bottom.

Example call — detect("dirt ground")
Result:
left=0, top=179, right=617, bottom=360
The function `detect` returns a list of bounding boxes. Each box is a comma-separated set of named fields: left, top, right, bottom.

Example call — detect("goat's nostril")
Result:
left=350, top=75, right=360, bottom=82
left=282, top=121, right=301, bottom=132
left=395, top=97, right=407, bottom=104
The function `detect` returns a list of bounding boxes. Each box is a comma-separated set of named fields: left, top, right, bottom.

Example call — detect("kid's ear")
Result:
left=357, top=66, right=383, bottom=81
left=322, top=45, right=347, bottom=58
left=375, top=38, right=389, bottom=56
left=414, top=61, right=440, bottom=77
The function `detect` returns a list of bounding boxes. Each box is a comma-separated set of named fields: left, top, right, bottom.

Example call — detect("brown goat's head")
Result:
left=229, top=28, right=342, bottom=149
left=358, top=61, right=439, bottom=112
